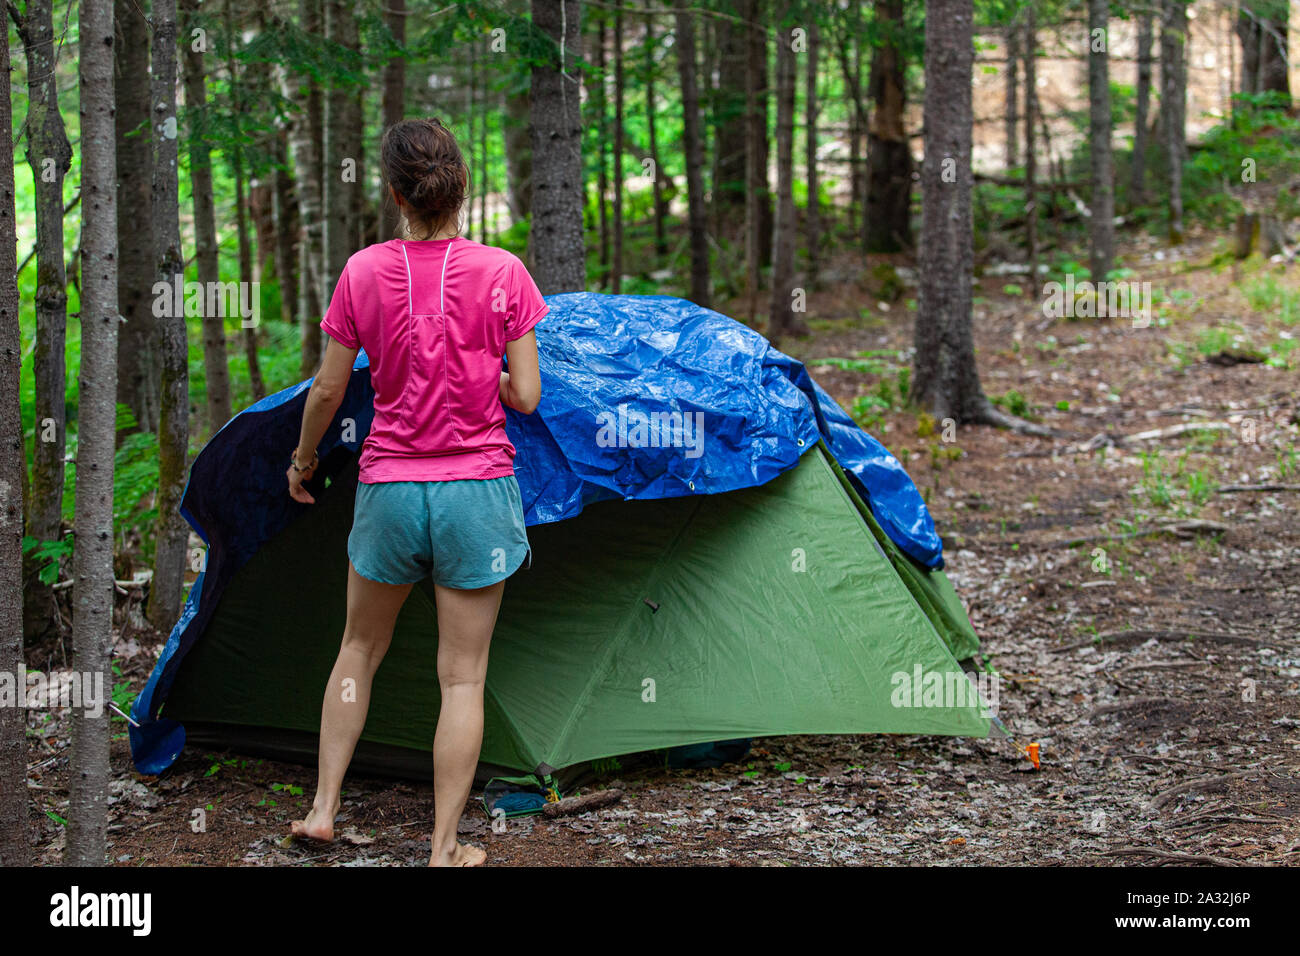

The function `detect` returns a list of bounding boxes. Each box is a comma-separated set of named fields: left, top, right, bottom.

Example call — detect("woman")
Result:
left=285, top=118, right=546, bottom=867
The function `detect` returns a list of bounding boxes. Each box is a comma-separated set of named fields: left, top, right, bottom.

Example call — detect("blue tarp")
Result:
left=130, top=292, right=944, bottom=774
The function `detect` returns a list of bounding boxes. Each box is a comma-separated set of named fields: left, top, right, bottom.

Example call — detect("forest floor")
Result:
left=23, top=230, right=1300, bottom=866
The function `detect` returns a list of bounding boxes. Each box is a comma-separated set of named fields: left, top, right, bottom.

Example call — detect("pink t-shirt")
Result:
left=320, top=237, right=549, bottom=483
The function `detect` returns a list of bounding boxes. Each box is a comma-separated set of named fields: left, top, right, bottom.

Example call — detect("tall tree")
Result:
left=611, top=5, right=624, bottom=294
left=68, top=0, right=118, bottom=866
left=381, top=0, right=408, bottom=239
left=181, top=0, right=232, bottom=434
left=1160, top=0, right=1188, bottom=244
left=865, top=0, right=913, bottom=252
left=283, top=0, right=325, bottom=374
left=675, top=6, right=711, bottom=308
left=1004, top=22, right=1019, bottom=171
left=804, top=15, right=821, bottom=287
left=1023, top=4, right=1038, bottom=281
left=1129, top=7, right=1153, bottom=207
left=768, top=5, right=799, bottom=341
left=113, top=0, right=157, bottom=436
left=591, top=10, right=610, bottom=283
left=911, top=0, right=985, bottom=423
left=529, top=0, right=586, bottom=293
left=323, top=0, right=362, bottom=292
left=504, top=83, right=533, bottom=228
left=644, top=0, right=667, bottom=256
left=223, top=0, right=265, bottom=401
left=11, top=0, right=73, bottom=643
left=1087, top=0, right=1114, bottom=282
left=150, top=0, right=191, bottom=633
left=712, top=5, right=748, bottom=225
left=746, top=0, right=773, bottom=269
left=0, top=14, right=30, bottom=867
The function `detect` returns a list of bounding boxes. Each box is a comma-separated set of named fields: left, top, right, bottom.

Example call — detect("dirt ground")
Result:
left=22, top=227, right=1300, bottom=866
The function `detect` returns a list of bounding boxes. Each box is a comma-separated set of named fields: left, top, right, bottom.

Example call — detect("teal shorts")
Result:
left=348, top=476, right=531, bottom=589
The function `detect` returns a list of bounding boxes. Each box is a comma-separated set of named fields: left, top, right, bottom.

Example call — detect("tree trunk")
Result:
left=865, top=0, right=913, bottom=252
left=272, top=129, right=299, bottom=325
left=1087, top=0, right=1114, bottom=282
left=113, top=0, right=157, bottom=435
left=226, top=0, right=265, bottom=401
left=1236, top=1, right=1291, bottom=105
left=285, top=0, right=324, bottom=374
left=1024, top=5, right=1038, bottom=279
left=181, top=0, right=232, bottom=435
left=14, top=0, right=73, bottom=644
left=833, top=9, right=867, bottom=225
left=1130, top=9, right=1153, bottom=206
left=1161, top=0, right=1187, bottom=244
left=529, top=0, right=586, bottom=293
left=381, top=0, right=407, bottom=239
left=768, top=6, right=799, bottom=342
left=645, top=0, right=667, bottom=257
left=912, top=0, right=988, bottom=423
left=323, top=0, right=362, bottom=294
left=611, top=6, right=624, bottom=293
left=804, top=17, right=820, bottom=288
left=592, top=11, right=609, bottom=286
left=712, top=8, right=748, bottom=223
left=504, top=84, right=533, bottom=229
left=69, top=0, right=118, bottom=867
left=675, top=7, right=711, bottom=308
left=746, top=0, right=773, bottom=270
left=0, top=18, right=30, bottom=867
left=1001, top=25, right=1017, bottom=171
left=149, top=0, right=191, bottom=633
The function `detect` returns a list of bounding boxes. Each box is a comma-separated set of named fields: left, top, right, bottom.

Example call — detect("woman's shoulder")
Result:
left=346, top=239, right=404, bottom=272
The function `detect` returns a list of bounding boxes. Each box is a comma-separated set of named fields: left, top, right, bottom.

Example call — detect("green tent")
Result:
left=161, top=442, right=991, bottom=789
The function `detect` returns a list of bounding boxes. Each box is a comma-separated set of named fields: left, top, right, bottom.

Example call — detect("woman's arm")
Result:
left=287, top=336, right=359, bottom=504
left=499, top=330, right=541, bottom=415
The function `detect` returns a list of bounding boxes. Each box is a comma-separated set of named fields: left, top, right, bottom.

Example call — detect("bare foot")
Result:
left=429, top=842, right=486, bottom=867
left=289, top=801, right=339, bottom=843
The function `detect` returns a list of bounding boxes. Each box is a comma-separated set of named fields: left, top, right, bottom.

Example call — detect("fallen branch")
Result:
left=1216, top=483, right=1300, bottom=493
left=1056, top=519, right=1228, bottom=547
left=541, top=788, right=624, bottom=818
left=1102, top=847, right=1241, bottom=866
left=1150, top=772, right=1247, bottom=811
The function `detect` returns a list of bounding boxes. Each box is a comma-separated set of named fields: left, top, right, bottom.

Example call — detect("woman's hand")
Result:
left=287, top=449, right=318, bottom=504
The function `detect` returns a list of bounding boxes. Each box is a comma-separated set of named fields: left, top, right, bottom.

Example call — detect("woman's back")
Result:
left=321, top=235, right=548, bottom=483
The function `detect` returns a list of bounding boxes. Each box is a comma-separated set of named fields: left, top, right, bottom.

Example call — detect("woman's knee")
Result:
left=341, top=627, right=392, bottom=666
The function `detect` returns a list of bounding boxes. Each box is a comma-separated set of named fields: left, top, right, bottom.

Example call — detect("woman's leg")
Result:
left=291, top=562, right=413, bottom=840
left=428, top=579, right=505, bottom=867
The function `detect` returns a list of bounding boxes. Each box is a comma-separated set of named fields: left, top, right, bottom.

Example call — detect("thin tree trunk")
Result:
left=529, top=0, right=586, bottom=293
left=612, top=6, right=624, bottom=293
left=804, top=16, right=820, bottom=288
left=69, top=0, right=118, bottom=867
left=381, top=0, right=407, bottom=239
left=1087, top=0, right=1114, bottom=282
left=745, top=0, right=768, bottom=319
left=323, top=0, right=361, bottom=294
left=182, top=0, right=232, bottom=434
left=272, top=129, right=299, bottom=324
left=226, top=0, right=265, bottom=400
left=676, top=6, right=711, bottom=308
left=1004, top=24, right=1019, bottom=170
left=866, top=0, right=912, bottom=252
left=1024, top=4, right=1038, bottom=280
left=1130, top=8, right=1153, bottom=206
left=833, top=7, right=867, bottom=226
left=113, top=0, right=156, bottom=434
left=645, top=0, right=667, bottom=256
left=768, top=5, right=799, bottom=342
left=1161, top=0, right=1187, bottom=244
left=747, top=0, right=773, bottom=269
left=13, top=0, right=73, bottom=643
left=479, top=47, right=489, bottom=239
left=712, top=8, right=748, bottom=224
left=593, top=11, right=609, bottom=286
left=504, top=84, right=533, bottom=228
left=149, top=0, right=191, bottom=633
left=284, top=0, right=324, bottom=373
left=0, top=16, right=30, bottom=867
left=913, top=0, right=987, bottom=422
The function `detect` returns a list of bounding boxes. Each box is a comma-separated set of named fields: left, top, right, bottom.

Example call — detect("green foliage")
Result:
left=22, top=535, right=73, bottom=586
